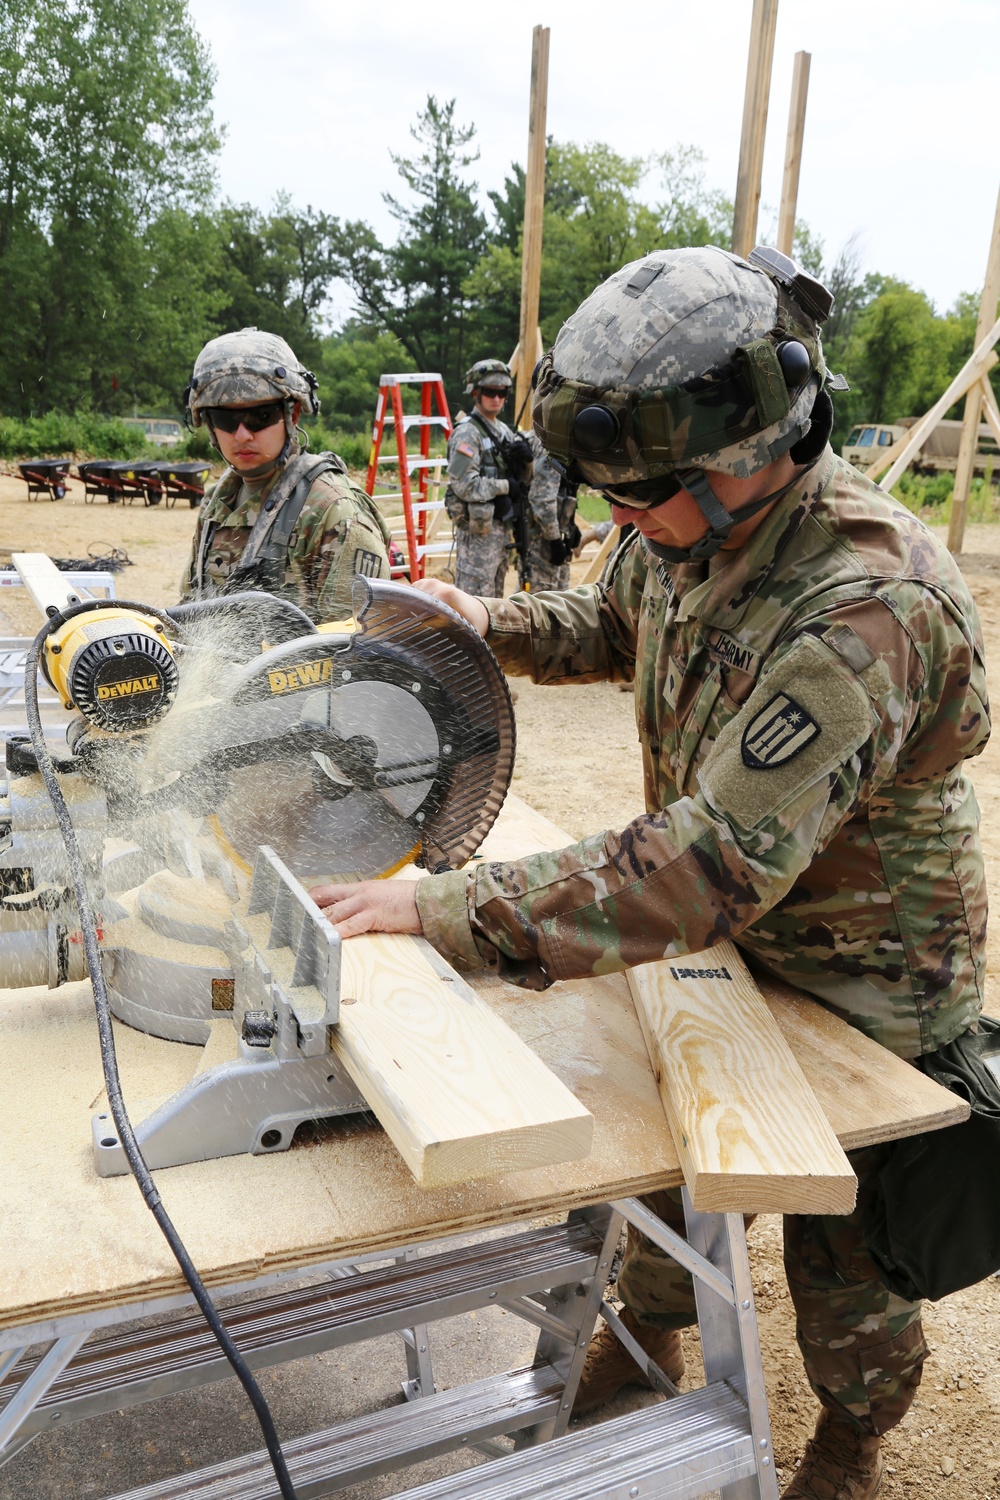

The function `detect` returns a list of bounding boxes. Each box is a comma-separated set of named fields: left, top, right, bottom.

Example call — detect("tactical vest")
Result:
left=467, top=412, right=512, bottom=479
left=194, top=451, right=383, bottom=598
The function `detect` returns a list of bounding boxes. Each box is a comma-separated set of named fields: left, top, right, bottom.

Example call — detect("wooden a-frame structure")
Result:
left=866, top=183, right=1000, bottom=554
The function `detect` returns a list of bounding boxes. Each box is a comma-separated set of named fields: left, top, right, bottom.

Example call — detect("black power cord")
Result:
left=22, top=615, right=301, bottom=1500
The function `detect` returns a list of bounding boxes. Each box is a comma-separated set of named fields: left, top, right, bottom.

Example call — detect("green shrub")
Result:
left=0, top=411, right=161, bottom=460
left=890, top=470, right=1000, bottom=525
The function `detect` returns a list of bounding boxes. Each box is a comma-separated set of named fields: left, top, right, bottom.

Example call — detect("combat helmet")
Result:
left=185, top=327, right=320, bottom=472
left=465, top=358, right=513, bottom=396
left=532, top=246, right=846, bottom=560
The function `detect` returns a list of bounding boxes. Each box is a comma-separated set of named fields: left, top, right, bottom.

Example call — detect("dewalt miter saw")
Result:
left=1, top=554, right=516, bottom=1174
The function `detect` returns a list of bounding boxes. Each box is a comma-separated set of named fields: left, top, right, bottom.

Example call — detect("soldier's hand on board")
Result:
left=412, top=577, right=490, bottom=636
left=310, top=881, right=423, bottom=938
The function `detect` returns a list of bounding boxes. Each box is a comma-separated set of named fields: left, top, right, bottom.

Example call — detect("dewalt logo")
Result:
left=97, top=674, right=161, bottom=701
left=268, top=657, right=334, bottom=695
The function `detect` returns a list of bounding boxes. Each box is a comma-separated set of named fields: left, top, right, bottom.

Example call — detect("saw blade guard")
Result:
left=209, top=579, right=516, bottom=882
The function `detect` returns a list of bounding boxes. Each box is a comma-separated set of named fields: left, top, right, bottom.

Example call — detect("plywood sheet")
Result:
left=627, top=946, right=857, bottom=1215
left=0, top=794, right=965, bottom=1335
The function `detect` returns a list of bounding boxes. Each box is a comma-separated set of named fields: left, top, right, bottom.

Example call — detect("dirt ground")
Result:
left=3, top=470, right=1000, bottom=1497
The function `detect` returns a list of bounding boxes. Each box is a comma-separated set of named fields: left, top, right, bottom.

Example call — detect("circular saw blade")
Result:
left=207, top=580, right=515, bottom=884
left=214, top=678, right=438, bottom=882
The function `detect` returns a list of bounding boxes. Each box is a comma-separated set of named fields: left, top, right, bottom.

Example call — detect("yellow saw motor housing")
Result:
left=44, top=607, right=179, bottom=731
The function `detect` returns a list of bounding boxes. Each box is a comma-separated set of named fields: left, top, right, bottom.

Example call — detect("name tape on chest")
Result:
left=741, top=692, right=821, bottom=769
left=707, top=628, right=762, bottom=679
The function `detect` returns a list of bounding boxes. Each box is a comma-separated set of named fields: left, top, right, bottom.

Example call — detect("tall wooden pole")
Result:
left=776, top=50, right=810, bottom=256
left=515, top=24, right=550, bottom=430
left=732, top=0, right=779, bottom=258
left=948, top=180, right=1000, bottom=554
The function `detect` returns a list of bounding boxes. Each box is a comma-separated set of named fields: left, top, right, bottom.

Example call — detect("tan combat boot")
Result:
left=782, top=1409, right=884, bottom=1499
left=572, top=1308, right=684, bottom=1415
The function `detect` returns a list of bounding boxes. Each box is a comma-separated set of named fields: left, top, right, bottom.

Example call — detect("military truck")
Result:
left=843, top=417, right=999, bottom=475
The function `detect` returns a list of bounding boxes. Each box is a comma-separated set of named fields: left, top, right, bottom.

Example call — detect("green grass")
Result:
left=576, top=489, right=613, bottom=523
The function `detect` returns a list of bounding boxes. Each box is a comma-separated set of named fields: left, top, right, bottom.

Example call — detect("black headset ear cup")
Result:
left=789, top=388, right=834, bottom=464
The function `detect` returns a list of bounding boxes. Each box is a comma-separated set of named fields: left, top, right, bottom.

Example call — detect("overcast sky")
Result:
left=195, top=0, right=998, bottom=324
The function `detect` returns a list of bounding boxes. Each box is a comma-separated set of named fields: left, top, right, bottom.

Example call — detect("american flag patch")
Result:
left=456, top=442, right=475, bottom=458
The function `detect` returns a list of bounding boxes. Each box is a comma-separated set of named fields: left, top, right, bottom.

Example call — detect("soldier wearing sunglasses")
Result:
left=311, top=247, right=990, bottom=1500
left=180, top=328, right=390, bottom=620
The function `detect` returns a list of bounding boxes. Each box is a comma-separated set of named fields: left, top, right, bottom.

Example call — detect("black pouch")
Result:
left=862, top=1016, right=1000, bottom=1302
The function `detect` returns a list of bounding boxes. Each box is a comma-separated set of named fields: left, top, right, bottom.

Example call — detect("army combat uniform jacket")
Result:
left=522, top=433, right=578, bottom=591
left=418, top=449, right=990, bottom=1061
left=445, top=412, right=514, bottom=597
left=180, top=450, right=391, bottom=623
left=445, top=412, right=513, bottom=532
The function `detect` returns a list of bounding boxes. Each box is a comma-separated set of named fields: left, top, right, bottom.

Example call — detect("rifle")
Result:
left=502, top=432, right=535, bottom=590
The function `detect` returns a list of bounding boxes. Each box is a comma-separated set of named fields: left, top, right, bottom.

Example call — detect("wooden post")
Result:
left=949, top=180, right=1000, bottom=553
left=732, top=0, right=779, bottom=258
left=515, top=24, right=550, bottom=430
left=776, top=50, right=811, bottom=257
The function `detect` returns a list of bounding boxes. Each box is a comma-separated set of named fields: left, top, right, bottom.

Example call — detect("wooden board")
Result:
left=627, top=944, right=856, bottom=1215
left=752, top=973, right=969, bottom=1152
left=579, top=526, right=620, bottom=587
left=494, top=798, right=971, bottom=1218
left=331, top=930, right=593, bottom=1187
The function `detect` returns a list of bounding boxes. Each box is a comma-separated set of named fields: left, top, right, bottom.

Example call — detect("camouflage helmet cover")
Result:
left=465, top=358, right=513, bottom=395
left=532, top=246, right=828, bottom=485
left=187, top=327, right=320, bottom=427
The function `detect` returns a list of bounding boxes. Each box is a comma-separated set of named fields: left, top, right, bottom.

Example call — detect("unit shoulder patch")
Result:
left=353, top=548, right=383, bottom=578
left=741, top=693, right=820, bottom=769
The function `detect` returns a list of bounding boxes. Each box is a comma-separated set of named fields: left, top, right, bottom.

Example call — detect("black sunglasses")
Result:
left=478, top=387, right=509, bottom=399
left=596, top=472, right=685, bottom=510
left=205, top=403, right=286, bottom=434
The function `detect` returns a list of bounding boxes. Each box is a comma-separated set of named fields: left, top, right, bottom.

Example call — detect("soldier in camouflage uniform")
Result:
left=180, top=328, right=390, bottom=622
left=445, top=359, right=527, bottom=596
left=311, top=247, right=990, bottom=1500
left=517, top=433, right=581, bottom=591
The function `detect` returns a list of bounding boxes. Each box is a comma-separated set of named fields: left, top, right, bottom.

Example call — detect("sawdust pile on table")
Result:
left=3, top=472, right=999, bottom=1497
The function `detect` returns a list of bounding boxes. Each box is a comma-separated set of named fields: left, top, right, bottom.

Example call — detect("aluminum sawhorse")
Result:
left=0, top=1195, right=777, bottom=1499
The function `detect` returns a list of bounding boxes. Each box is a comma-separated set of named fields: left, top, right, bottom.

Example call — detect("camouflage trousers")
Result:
left=617, top=1144, right=927, bottom=1435
left=454, top=526, right=510, bottom=597
left=518, top=533, right=570, bottom=592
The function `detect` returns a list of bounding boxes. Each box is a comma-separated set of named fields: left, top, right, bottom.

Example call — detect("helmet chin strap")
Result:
left=641, top=462, right=813, bottom=565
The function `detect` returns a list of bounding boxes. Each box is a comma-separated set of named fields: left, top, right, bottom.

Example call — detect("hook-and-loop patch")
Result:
left=698, top=634, right=876, bottom=832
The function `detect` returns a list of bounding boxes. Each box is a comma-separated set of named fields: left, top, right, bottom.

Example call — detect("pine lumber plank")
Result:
left=330, top=931, right=593, bottom=1187
left=579, top=526, right=620, bottom=586
left=627, top=946, right=857, bottom=1215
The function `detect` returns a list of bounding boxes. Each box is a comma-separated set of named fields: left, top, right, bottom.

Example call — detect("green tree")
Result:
left=463, top=141, right=735, bottom=363
left=211, top=196, right=340, bottom=362
left=312, top=323, right=410, bottom=429
left=0, top=0, right=219, bottom=414
left=332, top=97, right=488, bottom=407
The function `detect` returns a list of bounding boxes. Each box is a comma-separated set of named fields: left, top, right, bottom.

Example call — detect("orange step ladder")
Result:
left=365, top=373, right=453, bottom=581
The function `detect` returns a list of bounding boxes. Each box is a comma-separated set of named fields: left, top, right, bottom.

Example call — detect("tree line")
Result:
left=0, top=0, right=992, bottom=451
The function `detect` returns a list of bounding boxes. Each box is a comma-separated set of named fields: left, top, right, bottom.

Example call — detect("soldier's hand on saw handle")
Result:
left=413, top=578, right=489, bottom=636
left=310, top=881, right=423, bottom=938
